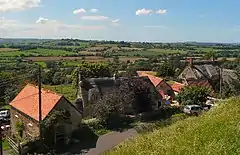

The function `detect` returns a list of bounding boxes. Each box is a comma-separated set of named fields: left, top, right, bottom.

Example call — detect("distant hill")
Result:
left=108, top=97, right=240, bottom=155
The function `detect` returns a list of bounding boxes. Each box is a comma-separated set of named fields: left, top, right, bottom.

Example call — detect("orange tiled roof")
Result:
left=137, top=71, right=163, bottom=87
left=171, top=82, right=185, bottom=92
left=9, top=84, right=63, bottom=121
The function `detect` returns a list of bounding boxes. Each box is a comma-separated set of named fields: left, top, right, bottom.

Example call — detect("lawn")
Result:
left=43, top=84, right=76, bottom=102
left=108, top=97, right=240, bottom=155
left=3, top=139, right=9, bottom=151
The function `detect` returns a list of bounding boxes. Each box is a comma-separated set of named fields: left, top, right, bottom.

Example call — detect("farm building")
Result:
left=9, top=84, right=82, bottom=141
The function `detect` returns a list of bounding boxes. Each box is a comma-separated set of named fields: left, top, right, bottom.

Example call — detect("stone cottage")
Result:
left=178, top=58, right=238, bottom=93
left=178, top=58, right=221, bottom=92
left=76, top=74, right=162, bottom=114
left=9, top=84, right=82, bottom=140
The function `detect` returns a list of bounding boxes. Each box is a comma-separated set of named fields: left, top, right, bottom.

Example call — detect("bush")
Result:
left=176, top=86, right=210, bottom=106
left=16, top=121, right=24, bottom=138
left=138, top=107, right=181, bottom=122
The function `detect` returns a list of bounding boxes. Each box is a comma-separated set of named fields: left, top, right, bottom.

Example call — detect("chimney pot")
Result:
left=188, top=58, right=193, bottom=66
left=211, top=57, right=215, bottom=62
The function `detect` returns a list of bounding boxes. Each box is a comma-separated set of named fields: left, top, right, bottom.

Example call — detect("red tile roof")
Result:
left=137, top=71, right=163, bottom=87
left=10, top=84, right=63, bottom=121
left=171, top=82, right=185, bottom=92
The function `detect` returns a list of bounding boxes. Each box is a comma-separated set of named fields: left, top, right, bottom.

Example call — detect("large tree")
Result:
left=156, top=61, right=175, bottom=78
left=93, top=78, right=155, bottom=124
left=71, top=62, right=112, bottom=87
left=176, top=86, right=210, bottom=106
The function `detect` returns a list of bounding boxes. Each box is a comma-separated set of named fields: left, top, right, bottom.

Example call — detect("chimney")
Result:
left=211, top=56, right=215, bottom=62
left=188, top=58, right=193, bottom=66
left=113, top=73, right=117, bottom=80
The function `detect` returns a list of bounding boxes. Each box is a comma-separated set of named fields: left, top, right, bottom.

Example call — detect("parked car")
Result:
left=183, top=105, right=203, bottom=116
left=0, top=110, right=10, bottom=122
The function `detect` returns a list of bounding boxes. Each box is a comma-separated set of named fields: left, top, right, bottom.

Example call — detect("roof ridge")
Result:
left=26, top=83, right=63, bottom=97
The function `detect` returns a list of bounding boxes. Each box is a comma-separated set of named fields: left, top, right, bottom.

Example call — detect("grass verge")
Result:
left=107, top=98, right=240, bottom=155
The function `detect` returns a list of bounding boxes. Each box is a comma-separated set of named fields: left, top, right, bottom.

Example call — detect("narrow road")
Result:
left=86, top=129, right=137, bottom=155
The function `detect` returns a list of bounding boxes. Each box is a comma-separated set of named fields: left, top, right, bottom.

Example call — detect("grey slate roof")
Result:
left=222, top=69, right=238, bottom=86
left=178, top=61, right=221, bottom=81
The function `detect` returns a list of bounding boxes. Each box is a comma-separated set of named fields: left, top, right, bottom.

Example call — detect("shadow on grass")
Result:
left=54, top=125, right=99, bottom=154
left=104, top=115, right=136, bottom=132
left=30, top=125, right=99, bottom=154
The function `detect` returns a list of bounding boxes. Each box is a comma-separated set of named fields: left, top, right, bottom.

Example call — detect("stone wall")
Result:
left=10, top=107, right=40, bottom=139
left=49, top=98, right=82, bottom=136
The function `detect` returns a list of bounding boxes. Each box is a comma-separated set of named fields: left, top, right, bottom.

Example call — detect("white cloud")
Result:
left=89, top=9, right=98, bottom=13
left=0, top=17, right=105, bottom=38
left=73, top=8, right=86, bottom=14
left=36, top=17, right=49, bottom=24
left=81, top=15, right=109, bottom=21
left=156, top=9, right=167, bottom=15
left=136, top=8, right=153, bottom=15
left=112, top=19, right=120, bottom=23
left=0, top=0, right=41, bottom=12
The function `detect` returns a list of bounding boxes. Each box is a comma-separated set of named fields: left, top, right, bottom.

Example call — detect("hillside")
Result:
left=108, top=98, right=240, bottom=155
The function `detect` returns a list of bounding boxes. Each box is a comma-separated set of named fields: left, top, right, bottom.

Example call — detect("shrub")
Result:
left=176, top=86, right=210, bottom=106
left=16, top=121, right=24, bottom=138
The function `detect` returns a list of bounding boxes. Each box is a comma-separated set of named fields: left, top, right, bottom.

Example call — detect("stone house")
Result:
left=9, top=84, right=82, bottom=140
left=137, top=71, right=174, bottom=99
left=76, top=74, right=162, bottom=115
left=178, top=58, right=221, bottom=92
left=178, top=58, right=238, bottom=93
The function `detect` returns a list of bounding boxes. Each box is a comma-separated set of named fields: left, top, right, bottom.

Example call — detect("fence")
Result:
left=7, top=137, right=21, bottom=155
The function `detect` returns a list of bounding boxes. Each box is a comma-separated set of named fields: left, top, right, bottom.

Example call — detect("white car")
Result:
left=0, top=110, right=10, bottom=120
left=183, top=105, right=203, bottom=115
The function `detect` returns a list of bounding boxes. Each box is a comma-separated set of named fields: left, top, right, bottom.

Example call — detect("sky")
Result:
left=0, top=0, right=240, bottom=42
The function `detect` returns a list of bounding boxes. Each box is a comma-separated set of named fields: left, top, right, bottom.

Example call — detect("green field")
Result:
left=196, top=47, right=216, bottom=52
left=112, top=48, right=187, bottom=57
left=147, top=48, right=187, bottom=54
left=43, top=84, right=76, bottom=102
left=0, top=48, right=75, bottom=57
left=108, top=97, right=240, bottom=155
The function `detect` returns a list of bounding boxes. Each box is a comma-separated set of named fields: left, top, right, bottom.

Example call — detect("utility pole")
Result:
left=76, top=68, right=80, bottom=98
left=0, top=128, right=3, bottom=155
left=218, top=60, right=223, bottom=96
left=38, top=65, right=42, bottom=139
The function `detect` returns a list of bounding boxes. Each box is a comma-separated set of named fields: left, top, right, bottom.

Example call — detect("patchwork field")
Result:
left=25, top=56, right=146, bottom=62
left=0, top=48, right=76, bottom=57
left=146, top=48, right=187, bottom=54
left=0, top=48, right=19, bottom=52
